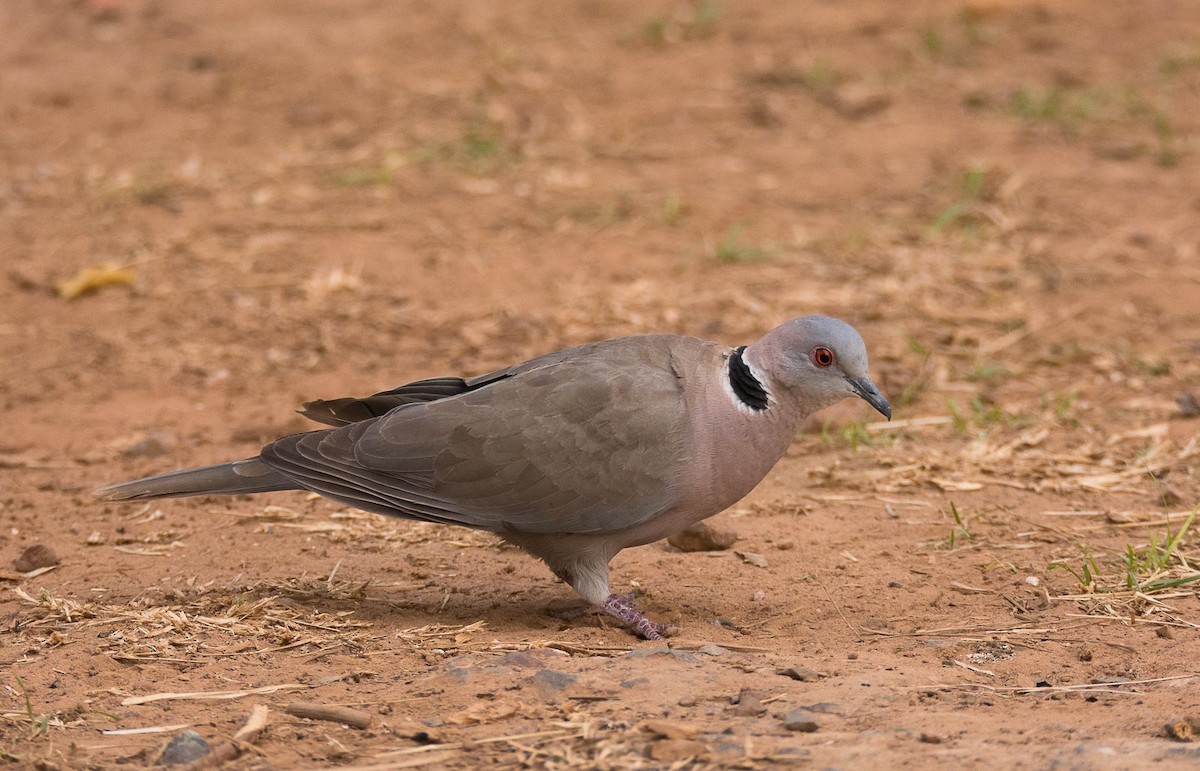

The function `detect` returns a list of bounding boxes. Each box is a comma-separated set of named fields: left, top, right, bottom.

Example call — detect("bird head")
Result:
left=746, top=315, right=892, bottom=421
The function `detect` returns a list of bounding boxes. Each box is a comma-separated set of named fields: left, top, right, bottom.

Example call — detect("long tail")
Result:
left=94, top=458, right=299, bottom=501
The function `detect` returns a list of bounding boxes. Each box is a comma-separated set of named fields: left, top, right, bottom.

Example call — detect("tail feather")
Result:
left=94, top=458, right=299, bottom=501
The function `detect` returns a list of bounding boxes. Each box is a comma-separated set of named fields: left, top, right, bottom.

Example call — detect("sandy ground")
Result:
left=3, top=0, right=1200, bottom=768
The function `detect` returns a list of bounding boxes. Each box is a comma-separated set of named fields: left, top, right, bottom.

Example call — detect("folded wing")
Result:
left=263, top=337, right=692, bottom=535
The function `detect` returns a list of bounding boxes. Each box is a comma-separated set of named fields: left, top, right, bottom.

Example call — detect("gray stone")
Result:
left=157, top=730, right=210, bottom=766
left=531, top=669, right=577, bottom=692
left=496, top=651, right=545, bottom=669
left=782, top=709, right=820, bottom=733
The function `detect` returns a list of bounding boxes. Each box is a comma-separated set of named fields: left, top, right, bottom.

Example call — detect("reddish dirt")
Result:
left=3, top=0, right=1200, bottom=768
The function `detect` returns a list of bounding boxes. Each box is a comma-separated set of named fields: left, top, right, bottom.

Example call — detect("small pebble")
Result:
left=530, top=669, right=576, bottom=693
left=697, top=644, right=727, bottom=656
left=496, top=651, right=544, bottom=669
left=157, top=730, right=210, bottom=765
left=778, top=665, right=823, bottom=682
left=782, top=708, right=820, bottom=733
left=1164, top=715, right=1200, bottom=741
left=13, top=544, right=58, bottom=573
left=732, top=688, right=767, bottom=717
left=668, top=522, right=737, bottom=552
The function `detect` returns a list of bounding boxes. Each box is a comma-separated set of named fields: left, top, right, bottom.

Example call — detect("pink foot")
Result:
left=601, top=593, right=673, bottom=640
left=553, top=593, right=674, bottom=640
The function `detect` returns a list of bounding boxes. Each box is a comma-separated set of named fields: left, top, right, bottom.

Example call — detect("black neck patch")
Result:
left=728, top=346, right=769, bottom=411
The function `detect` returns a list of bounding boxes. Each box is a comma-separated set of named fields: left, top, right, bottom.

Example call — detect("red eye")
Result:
left=812, top=347, right=835, bottom=367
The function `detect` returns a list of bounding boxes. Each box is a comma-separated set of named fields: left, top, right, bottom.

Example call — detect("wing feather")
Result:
left=261, top=336, right=697, bottom=534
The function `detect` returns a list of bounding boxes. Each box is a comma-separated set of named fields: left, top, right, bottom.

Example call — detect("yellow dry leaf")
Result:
left=57, top=263, right=136, bottom=300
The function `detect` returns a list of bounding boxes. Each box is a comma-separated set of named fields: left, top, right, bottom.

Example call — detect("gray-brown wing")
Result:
left=261, top=337, right=694, bottom=535
left=296, top=347, right=591, bottom=427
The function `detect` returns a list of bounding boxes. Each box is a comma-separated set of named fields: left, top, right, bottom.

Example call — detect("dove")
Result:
left=96, top=315, right=890, bottom=639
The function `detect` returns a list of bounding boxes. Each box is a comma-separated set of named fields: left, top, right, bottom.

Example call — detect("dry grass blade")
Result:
left=483, top=640, right=633, bottom=657
left=12, top=582, right=378, bottom=670
left=374, top=728, right=584, bottom=759
left=101, top=723, right=192, bottom=736
left=229, top=505, right=305, bottom=521
left=318, top=752, right=461, bottom=770
left=122, top=684, right=307, bottom=706
left=865, top=432, right=1200, bottom=498
left=232, top=704, right=270, bottom=742
left=915, top=672, right=1200, bottom=696
left=819, top=578, right=863, bottom=642
left=864, top=623, right=1053, bottom=639
left=396, top=620, right=486, bottom=645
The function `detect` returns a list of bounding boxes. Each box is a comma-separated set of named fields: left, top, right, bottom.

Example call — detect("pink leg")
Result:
left=601, top=593, right=673, bottom=640
left=555, top=592, right=673, bottom=639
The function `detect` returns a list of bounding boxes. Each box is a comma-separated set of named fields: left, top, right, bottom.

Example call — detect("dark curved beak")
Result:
left=847, top=376, right=892, bottom=421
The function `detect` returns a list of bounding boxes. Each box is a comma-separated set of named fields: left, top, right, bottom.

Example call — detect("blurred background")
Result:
left=2, top=0, right=1197, bottom=438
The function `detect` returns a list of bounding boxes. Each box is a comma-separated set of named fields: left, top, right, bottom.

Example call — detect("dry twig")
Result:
left=285, top=701, right=372, bottom=730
